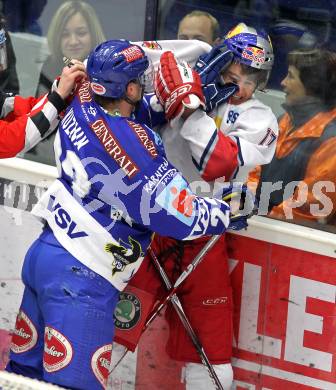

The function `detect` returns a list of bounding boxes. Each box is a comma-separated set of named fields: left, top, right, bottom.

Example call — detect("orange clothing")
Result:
left=250, top=107, right=336, bottom=222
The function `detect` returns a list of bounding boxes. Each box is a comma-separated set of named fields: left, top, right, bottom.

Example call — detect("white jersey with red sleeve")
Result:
left=0, top=90, right=66, bottom=158
left=134, top=39, right=278, bottom=194
left=180, top=97, right=279, bottom=184
left=156, top=97, right=278, bottom=196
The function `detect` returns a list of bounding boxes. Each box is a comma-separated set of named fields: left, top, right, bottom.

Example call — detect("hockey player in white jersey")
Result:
left=130, top=24, right=278, bottom=389
left=161, top=23, right=278, bottom=188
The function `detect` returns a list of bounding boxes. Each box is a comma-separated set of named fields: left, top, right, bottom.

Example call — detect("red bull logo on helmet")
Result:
left=242, top=45, right=266, bottom=64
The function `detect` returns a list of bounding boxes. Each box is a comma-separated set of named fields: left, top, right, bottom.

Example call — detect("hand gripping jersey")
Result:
left=32, top=80, right=231, bottom=291
left=0, top=89, right=66, bottom=158
left=135, top=39, right=278, bottom=194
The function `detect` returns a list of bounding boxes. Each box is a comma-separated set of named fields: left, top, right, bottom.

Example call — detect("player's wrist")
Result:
left=181, top=107, right=196, bottom=120
left=48, top=90, right=67, bottom=113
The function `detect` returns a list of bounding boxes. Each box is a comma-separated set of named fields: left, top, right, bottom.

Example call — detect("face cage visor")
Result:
left=139, top=58, right=154, bottom=94
left=0, top=29, right=7, bottom=72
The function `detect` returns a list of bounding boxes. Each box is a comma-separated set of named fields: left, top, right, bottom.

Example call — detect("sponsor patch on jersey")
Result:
left=78, top=80, right=92, bottom=103
left=141, top=41, right=162, bottom=50
left=114, top=292, right=141, bottom=330
left=105, top=236, right=143, bottom=276
left=155, top=175, right=195, bottom=225
left=90, top=118, right=139, bottom=178
left=10, top=310, right=38, bottom=354
left=43, top=326, right=73, bottom=372
left=90, top=82, right=106, bottom=95
left=91, top=344, right=112, bottom=387
left=121, top=46, right=144, bottom=63
left=144, top=166, right=177, bottom=195
left=242, top=46, right=265, bottom=64
left=126, top=120, right=158, bottom=158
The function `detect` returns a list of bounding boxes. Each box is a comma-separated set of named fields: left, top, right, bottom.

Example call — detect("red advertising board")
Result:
left=227, top=234, right=336, bottom=389
left=1, top=233, right=335, bottom=389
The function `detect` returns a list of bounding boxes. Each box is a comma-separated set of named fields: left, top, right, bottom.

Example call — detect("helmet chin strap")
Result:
left=123, top=95, right=139, bottom=107
left=122, top=84, right=145, bottom=110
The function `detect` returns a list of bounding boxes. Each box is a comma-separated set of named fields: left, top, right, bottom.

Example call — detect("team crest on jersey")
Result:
left=105, top=236, right=144, bottom=276
left=114, top=292, right=141, bottom=329
left=43, top=326, right=73, bottom=372
left=87, top=105, right=97, bottom=117
left=91, top=344, right=112, bottom=387
left=141, top=41, right=162, bottom=50
left=10, top=310, right=38, bottom=354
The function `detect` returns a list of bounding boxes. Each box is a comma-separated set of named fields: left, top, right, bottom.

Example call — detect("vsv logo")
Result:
left=47, top=195, right=88, bottom=239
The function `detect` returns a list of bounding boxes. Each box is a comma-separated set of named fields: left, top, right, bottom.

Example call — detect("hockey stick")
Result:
left=144, top=234, right=220, bottom=327
left=108, top=234, right=221, bottom=376
left=148, top=247, right=224, bottom=390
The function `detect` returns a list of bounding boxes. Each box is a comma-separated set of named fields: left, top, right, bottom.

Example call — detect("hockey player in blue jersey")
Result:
left=6, top=40, right=252, bottom=390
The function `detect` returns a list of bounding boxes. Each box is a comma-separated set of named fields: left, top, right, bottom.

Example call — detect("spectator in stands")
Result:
left=0, top=12, right=19, bottom=94
left=177, top=10, right=222, bottom=46
left=27, top=0, right=105, bottom=166
left=35, top=0, right=105, bottom=96
left=268, top=19, right=317, bottom=89
left=1, top=0, right=46, bottom=36
left=0, top=14, right=85, bottom=159
left=252, top=48, right=336, bottom=224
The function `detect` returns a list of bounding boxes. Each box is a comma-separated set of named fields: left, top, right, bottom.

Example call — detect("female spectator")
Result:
left=252, top=48, right=336, bottom=224
left=35, top=0, right=105, bottom=96
left=27, top=0, right=105, bottom=165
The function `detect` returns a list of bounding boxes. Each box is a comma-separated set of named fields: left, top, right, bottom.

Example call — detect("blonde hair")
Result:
left=179, top=10, right=221, bottom=41
left=47, top=0, right=105, bottom=60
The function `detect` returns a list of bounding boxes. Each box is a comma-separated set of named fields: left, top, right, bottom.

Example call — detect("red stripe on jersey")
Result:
left=202, top=133, right=238, bottom=182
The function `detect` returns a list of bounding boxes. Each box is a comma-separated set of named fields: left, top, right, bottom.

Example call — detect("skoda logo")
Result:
left=113, top=292, right=141, bottom=329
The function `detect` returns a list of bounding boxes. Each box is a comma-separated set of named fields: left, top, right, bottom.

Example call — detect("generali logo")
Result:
left=10, top=310, right=38, bottom=353
left=91, top=344, right=112, bottom=387
left=43, top=326, right=73, bottom=372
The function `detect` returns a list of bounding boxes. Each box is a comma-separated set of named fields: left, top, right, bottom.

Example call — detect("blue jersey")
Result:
left=33, top=81, right=231, bottom=290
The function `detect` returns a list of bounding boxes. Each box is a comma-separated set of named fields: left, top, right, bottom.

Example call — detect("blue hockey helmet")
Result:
left=87, top=39, right=150, bottom=98
left=224, top=23, right=274, bottom=71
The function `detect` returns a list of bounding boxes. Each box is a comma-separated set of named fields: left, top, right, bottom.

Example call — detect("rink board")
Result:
left=0, top=158, right=336, bottom=389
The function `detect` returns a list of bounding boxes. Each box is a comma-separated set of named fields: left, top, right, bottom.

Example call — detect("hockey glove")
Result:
left=155, top=51, right=205, bottom=124
left=218, top=183, right=256, bottom=231
left=194, top=43, right=239, bottom=113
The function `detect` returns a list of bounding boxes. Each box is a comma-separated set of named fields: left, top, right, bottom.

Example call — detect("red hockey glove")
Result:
left=155, top=51, right=205, bottom=124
